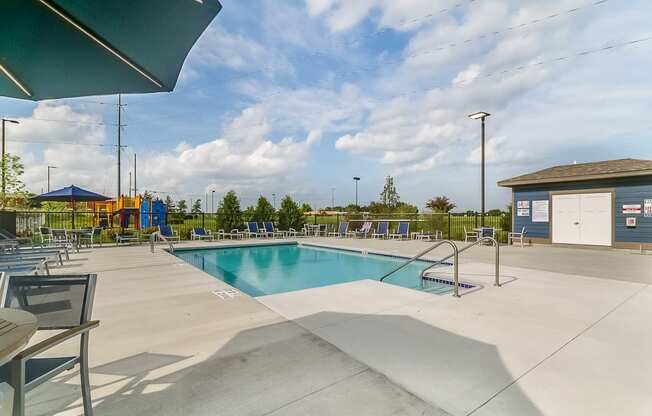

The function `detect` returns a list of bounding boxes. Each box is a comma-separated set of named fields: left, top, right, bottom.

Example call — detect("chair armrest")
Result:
left=15, top=320, right=100, bottom=361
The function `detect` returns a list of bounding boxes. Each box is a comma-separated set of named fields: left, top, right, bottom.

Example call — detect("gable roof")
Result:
left=498, top=158, right=652, bottom=187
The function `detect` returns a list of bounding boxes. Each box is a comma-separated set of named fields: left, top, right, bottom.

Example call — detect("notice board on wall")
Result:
left=532, top=200, right=549, bottom=222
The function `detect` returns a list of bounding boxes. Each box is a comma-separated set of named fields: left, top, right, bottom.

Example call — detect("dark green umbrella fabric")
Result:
left=0, top=0, right=222, bottom=100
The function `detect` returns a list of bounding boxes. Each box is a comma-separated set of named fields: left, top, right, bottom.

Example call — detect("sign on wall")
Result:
left=622, top=204, right=642, bottom=214
left=532, top=200, right=549, bottom=222
left=626, top=217, right=637, bottom=227
left=516, top=200, right=530, bottom=217
left=645, top=200, right=652, bottom=218
left=517, top=201, right=530, bottom=209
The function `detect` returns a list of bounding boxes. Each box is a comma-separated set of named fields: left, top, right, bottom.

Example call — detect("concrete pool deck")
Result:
left=23, top=238, right=652, bottom=415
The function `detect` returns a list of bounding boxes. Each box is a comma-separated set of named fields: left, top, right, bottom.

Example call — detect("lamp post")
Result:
left=353, top=177, right=360, bottom=207
left=211, top=190, right=215, bottom=214
left=468, top=112, right=491, bottom=226
left=330, top=187, right=335, bottom=208
left=1, top=118, right=19, bottom=194
left=47, top=166, right=57, bottom=192
left=272, top=193, right=276, bottom=209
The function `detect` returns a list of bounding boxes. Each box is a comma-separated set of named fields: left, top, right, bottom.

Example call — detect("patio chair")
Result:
left=371, top=221, right=389, bottom=239
left=79, top=228, right=102, bottom=248
left=508, top=226, right=527, bottom=247
left=0, top=258, right=50, bottom=275
left=0, top=229, right=34, bottom=247
left=286, top=227, right=307, bottom=238
left=389, top=221, right=410, bottom=240
left=328, top=222, right=348, bottom=237
left=0, top=250, right=64, bottom=267
left=191, top=227, right=213, bottom=241
left=0, top=273, right=100, bottom=416
left=5, top=246, right=69, bottom=263
left=464, top=227, right=479, bottom=242
left=38, top=227, right=52, bottom=245
left=348, top=221, right=372, bottom=238
left=245, top=222, right=268, bottom=238
left=158, top=225, right=180, bottom=242
left=263, top=222, right=285, bottom=238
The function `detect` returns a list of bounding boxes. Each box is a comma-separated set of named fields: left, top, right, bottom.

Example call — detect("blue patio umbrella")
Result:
left=32, top=185, right=110, bottom=228
left=1, top=0, right=222, bottom=100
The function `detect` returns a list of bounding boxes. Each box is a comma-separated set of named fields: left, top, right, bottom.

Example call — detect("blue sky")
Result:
left=1, top=0, right=652, bottom=211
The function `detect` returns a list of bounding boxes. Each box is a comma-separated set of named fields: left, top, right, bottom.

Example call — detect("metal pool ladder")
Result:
left=150, top=232, right=175, bottom=253
left=379, top=240, right=460, bottom=296
left=379, top=237, right=501, bottom=298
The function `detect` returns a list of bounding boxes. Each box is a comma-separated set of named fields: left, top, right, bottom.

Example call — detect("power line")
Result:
left=5, top=138, right=120, bottom=147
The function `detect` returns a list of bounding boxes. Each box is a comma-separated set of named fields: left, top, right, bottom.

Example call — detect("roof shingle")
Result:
left=498, top=158, right=652, bottom=187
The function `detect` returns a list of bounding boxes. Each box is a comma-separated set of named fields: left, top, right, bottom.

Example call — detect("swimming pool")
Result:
left=174, top=243, right=454, bottom=297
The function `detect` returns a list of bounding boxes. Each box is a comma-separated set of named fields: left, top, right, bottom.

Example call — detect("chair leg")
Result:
left=9, top=360, right=25, bottom=416
left=80, top=334, right=94, bottom=416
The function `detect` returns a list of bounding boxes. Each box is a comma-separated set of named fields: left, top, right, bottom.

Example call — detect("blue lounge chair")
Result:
left=246, top=222, right=268, bottom=238
left=348, top=221, right=372, bottom=238
left=328, top=222, right=348, bottom=237
left=158, top=225, right=180, bottom=242
left=263, top=222, right=285, bottom=238
left=389, top=221, right=410, bottom=240
left=372, top=221, right=389, bottom=239
left=191, top=227, right=213, bottom=241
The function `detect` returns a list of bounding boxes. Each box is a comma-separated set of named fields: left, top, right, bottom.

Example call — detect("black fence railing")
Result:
left=12, top=211, right=510, bottom=243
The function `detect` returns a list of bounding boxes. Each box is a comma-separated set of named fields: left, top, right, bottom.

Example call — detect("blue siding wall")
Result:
left=511, top=176, right=652, bottom=243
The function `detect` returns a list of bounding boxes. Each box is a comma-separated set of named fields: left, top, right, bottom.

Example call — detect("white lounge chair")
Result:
left=508, top=226, right=527, bottom=247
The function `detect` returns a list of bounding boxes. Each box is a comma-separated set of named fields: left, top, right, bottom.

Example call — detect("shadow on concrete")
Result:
left=27, top=313, right=543, bottom=416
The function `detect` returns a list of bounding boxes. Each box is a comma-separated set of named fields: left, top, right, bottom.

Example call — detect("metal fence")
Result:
left=12, top=210, right=510, bottom=243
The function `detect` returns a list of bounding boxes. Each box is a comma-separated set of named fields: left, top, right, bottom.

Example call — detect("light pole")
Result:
left=468, top=111, right=491, bottom=227
left=330, top=187, right=335, bottom=208
left=47, top=166, right=57, bottom=192
left=1, top=118, right=19, bottom=194
left=353, top=177, right=360, bottom=207
left=272, top=193, right=276, bottom=209
left=211, top=190, right=215, bottom=214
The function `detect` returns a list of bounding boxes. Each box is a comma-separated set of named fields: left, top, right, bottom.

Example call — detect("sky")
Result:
left=1, top=0, right=651, bottom=211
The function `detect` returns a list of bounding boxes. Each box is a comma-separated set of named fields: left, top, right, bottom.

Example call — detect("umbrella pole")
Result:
left=72, top=199, right=76, bottom=229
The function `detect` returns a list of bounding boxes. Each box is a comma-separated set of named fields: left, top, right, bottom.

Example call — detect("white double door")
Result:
left=552, top=193, right=612, bottom=246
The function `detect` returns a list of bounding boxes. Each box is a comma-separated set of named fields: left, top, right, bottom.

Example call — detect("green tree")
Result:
left=177, top=199, right=188, bottom=214
left=300, top=203, right=313, bottom=213
left=217, top=190, right=243, bottom=231
left=164, top=195, right=175, bottom=211
left=278, top=196, right=305, bottom=231
left=242, top=206, right=255, bottom=222
left=191, top=199, right=202, bottom=214
left=252, top=196, right=275, bottom=222
left=426, top=195, right=456, bottom=213
left=380, top=175, right=400, bottom=209
left=395, top=201, right=419, bottom=214
left=0, top=154, right=27, bottom=209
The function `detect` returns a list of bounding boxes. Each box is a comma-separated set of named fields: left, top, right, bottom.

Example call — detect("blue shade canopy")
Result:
left=1, top=0, right=222, bottom=100
left=32, top=185, right=109, bottom=202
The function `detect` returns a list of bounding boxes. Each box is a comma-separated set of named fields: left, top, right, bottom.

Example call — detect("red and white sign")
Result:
left=622, top=204, right=641, bottom=214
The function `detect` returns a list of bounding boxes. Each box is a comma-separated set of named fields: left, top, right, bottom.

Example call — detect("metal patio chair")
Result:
left=508, top=226, right=527, bottom=247
left=0, top=273, right=99, bottom=416
left=464, top=226, right=479, bottom=242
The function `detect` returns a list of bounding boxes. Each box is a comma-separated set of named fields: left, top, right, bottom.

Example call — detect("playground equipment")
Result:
left=94, top=196, right=166, bottom=229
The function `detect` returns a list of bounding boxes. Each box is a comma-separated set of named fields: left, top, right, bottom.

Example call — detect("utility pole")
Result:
left=353, top=177, right=360, bottom=207
left=133, top=153, right=137, bottom=196
left=211, top=190, right=215, bottom=214
left=47, top=165, right=57, bottom=192
left=272, top=193, right=276, bottom=209
left=330, top=187, right=335, bottom=208
left=128, top=172, right=132, bottom=198
left=1, top=118, right=19, bottom=194
left=116, top=94, right=127, bottom=198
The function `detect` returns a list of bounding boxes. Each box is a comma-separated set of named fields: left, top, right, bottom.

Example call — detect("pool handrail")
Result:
left=379, top=239, right=460, bottom=297
left=421, top=236, right=500, bottom=288
left=150, top=231, right=175, bottom=253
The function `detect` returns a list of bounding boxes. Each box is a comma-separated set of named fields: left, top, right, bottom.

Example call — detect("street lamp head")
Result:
left=353, top=177, right=360, bottom=181
left=468, top=112, right=490, bottom=120
left=2, top=119, right=19, bottom=125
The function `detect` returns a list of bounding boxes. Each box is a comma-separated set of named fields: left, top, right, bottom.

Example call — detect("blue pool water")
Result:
left=174, top=243, right=453, bottom=297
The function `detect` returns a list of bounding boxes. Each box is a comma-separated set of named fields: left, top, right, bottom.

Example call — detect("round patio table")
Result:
left=0, top=309, right=38, bottom=366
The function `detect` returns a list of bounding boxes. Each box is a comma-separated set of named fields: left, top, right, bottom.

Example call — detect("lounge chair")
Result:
left=286, top=227, right=307, bottom=238
left=348, top=221, right=372, bottom=238
left=372, top=221, right=389, bottom=239
left=328, top=222, right=348, bottom=237
left=38, top=227, right=53, bottom=244
left=0, top=250, right=64, bottom=267
left=464, top=226, right=479, bottom=242
left=158, top=225, right=180, bottom=242
left=0, top=258, right=50, bottom=275
left=0, top=273, right=99, bottom=416
left=389, top=221, right=410, bottom=240
left=0, top=229, right=34, bottom=247
left=245, top=222, right=268, bottom=238
left=508, top=226, right=527, bottom=247
left=116, top=232, right=140, bottom=245
left=191, top=227, right=213, bottom=241
left=263, top=222, right=285, bottom=238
